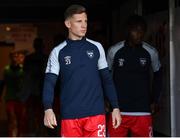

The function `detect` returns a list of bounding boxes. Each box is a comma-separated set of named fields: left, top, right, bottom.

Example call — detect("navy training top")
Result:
left=43, top=37, right=118, bottom=119
left=107, top=41, right=161, bottom=114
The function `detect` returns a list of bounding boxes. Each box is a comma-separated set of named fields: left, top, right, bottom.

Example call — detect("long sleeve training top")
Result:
left=43, top=37, right=119, bottom=119
left=107, top=41, right=162, bottom=115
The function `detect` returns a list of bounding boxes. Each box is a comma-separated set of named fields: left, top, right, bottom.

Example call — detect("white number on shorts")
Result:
left=97, top=124, right=105, bottom=137
left=149, top=126, right=153, bottom=137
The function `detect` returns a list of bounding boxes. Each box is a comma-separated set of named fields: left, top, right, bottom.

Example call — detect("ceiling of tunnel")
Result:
left=0, top=0, right=129, bottom=22
left=0, top=0, right=168, bottom=22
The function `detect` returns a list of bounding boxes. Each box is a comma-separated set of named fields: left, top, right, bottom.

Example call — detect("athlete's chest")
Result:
left=114, top=48, right=151, bottom=71
left=59, top=46, right=99, bottom=71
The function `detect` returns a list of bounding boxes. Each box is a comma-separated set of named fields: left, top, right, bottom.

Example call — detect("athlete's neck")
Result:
left=68, top=34, right=84, bottom=41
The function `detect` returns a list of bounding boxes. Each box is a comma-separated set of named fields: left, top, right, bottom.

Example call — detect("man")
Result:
left=43, top=4, right=121, bottom=137
left=21, top=37, right=48, bottom=136
left=1, top=50, right=26, bottom=136
left=107, top=15, right=162, bottom=137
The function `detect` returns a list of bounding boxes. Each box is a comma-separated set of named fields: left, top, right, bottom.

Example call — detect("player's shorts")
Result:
left=61, top=114, right=105, bottom=137
left=6, top=100, right=23, bottom=115
left=107, top=114, right=153, bottom=137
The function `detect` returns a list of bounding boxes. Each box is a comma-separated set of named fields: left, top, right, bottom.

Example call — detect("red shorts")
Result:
left=61, top=114, right=105, bottom=137
left=6, top=100, right=23, bottom=115
left=107, top=114, right=153, bottom=137
left=6, top=100, right=27, bottom=136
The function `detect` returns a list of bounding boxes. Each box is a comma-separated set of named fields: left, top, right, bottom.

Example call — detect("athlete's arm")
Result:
left=99, top=68, right=118, bottom=108
left=150, top=47, right=162, bottom=114
left=97, top=42, right=121, bottom=128
left=43, top=73, right=58, bottom=129
left=99, top=68, right=121, bottom=128
left=151, top=68, right=163, bottom=114
left=43, top=73, right=58, bottom=110
left=43, top=47, right=60, bottom=129
left=152, top=68, right=162, bottom=103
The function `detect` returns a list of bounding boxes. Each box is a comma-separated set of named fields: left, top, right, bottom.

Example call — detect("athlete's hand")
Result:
left=151, top=102, right=160, bottom=115
left=44, top=109, right=57, bottom=129
left=112, top=108, right=121, bottom=129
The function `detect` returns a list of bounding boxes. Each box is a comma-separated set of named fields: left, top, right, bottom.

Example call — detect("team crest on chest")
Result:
left=118, top=58, right=125, bottom=67
left=86, top=50, right=94, bottom=58
left=139, top=58, right=147, bottom=66
left=64, top=56, right=71, bottom=65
